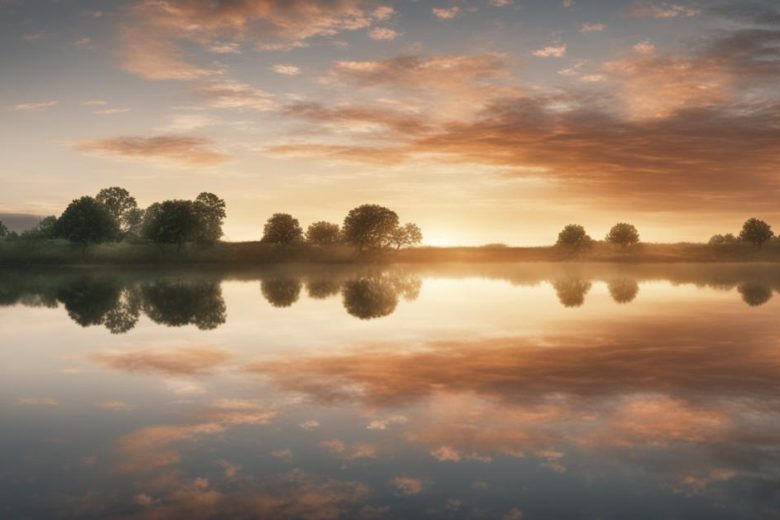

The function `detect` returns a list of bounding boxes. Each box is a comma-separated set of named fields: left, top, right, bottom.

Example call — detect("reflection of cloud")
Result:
left=93, top=347, right=231, bottom=376
left=390, top=476, right=425, bottom=495
left=75, top=135, right=228, bottom=166
left=321, top=439, right=377, bottom=460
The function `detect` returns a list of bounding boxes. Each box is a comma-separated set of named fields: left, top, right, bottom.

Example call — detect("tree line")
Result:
left=0, top=188, right=423, bottom=253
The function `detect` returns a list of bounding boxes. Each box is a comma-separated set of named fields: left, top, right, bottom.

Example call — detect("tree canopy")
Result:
left=556, top=224, right=592, bottom=249
left=262, top=213, right=303, bottom=244
left=342, top=204, right=400, bottom=251
left=96, top=187, right=138, bottom=233
left=606, top=222, right=640, bottom=247
left=306, top=221, right=341, bottom=245
left=53, top=196, right=119, bottom=250
left=390, top=223, right=423, bottom=250
left=141, top=200, right=199, bottom=248
left=739, top=218, right=773, bottom=248
left=193, top=192, right=226, bottom=244
left=0, top=221, right=9, bottom=238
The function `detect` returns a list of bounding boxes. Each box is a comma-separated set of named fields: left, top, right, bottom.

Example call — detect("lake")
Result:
left=1, top=263, right=779, bottom=519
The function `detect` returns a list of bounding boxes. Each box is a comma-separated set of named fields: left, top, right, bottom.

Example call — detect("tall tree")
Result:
left=739, top=218, right=773, bottom=248
left=53, top=196, right=119, bottom=253
left=556, top=224, right=592, bottom=249
left=262, top=213, right=303, bottom=244
left=306, top=221, right=341, bottom=245
left=0, top=220, right=10, bottom=239
left=342, top=204, right=399, bottom=251
left=96, top=187, right=138, bottom=233
left=193, top=192, right=226, bottom=244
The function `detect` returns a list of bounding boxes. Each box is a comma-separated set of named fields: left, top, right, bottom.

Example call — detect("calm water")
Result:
left=1, top=263, right=779, bottom=519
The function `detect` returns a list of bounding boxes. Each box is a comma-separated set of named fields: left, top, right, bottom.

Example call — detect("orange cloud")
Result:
left=93, top=347, right=231, bottom=376
left=76, top=135, right=228, bottom=166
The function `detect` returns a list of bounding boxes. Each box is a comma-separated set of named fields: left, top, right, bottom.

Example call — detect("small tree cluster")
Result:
left=142, top=192, right=227, bottom=249
left=260, top=204, right=423, bottom=251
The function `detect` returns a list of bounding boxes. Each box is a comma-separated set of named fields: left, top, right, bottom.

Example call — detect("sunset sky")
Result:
left=1, top=0, right=779, bottom=245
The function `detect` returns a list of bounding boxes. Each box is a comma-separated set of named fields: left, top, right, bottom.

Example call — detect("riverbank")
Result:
left=2, top=239, right=780, bottom=266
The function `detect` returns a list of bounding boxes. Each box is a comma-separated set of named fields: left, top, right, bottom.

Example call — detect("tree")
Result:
left=141, top=200, right=199, bottom=250
left=21, top=216, right=57, bottom=240
left=739, top=218, right=773, bottom=248
left=556, top=224, right=592, bottom=249
left=606, top=222, right=640, bottom=247
left=123, top=207, right=145, bottom=239
left=262, top=213, right=303, bottom=244
left=0, top=221, right=10, bottom=239
left=342, top=278, right=398, bottom=319
left=96, top=187, right=138, bottom=233
left=193, top=192, right=226, bottom=244
left=53, top=196, right=119, bottom=252
left=306, top=221, right=341, bottom=245
left=342, top=204, right=399, bottom=251
left=389, top=223, right=423, bottom=250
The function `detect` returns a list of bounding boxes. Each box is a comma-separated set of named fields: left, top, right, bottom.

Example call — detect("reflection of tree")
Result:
left=553, top=278, right=592, bottom=308
left=142, top=280, right=226, bottom=330
left=56, top=278, right=122, bottom=327
left=342, top=278, right=398, bottom=319
left=738, top=283, right=772, bottom=307
left=261, top=278, right=302, bottom=307
left=103, top=288, right=141, bottom=334
left=608, top=279, right=639, bottom=304
left=306, top=279, right=342, bottom=299
left=390, top=275, right=422, bottom=301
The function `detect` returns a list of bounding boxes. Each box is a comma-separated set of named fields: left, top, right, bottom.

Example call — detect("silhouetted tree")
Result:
left=53, top=196, right=119, bottom=253
left=342, top=204, right=399, bottom=251
left=738, top=283, right=772, bottom=306
left=389, top=223, right=423, bottom=250
left=606, top=223, right=640, bottom=247
left=608, top=278, right=639, bottom=304
left=260, top=278, right=302, bottom=307
left=709, top=233, right=738, bottom=245
left=739, top=218, right=773, bottom=248
left=142, top=200, right=199, bottom=250
left=342, top=278, right=398, bottom=319
left=96, top=187, right=137, bottom=233
left=124, top=207, right=145, bottom=239
left=21, top=216, right=57, bottom=240
left=141, top=280, right=226, bottom=330
left=553, top=278, right=592, bottom=307
left=306, top=221, right=341, bottom=245
left=262, top=213, right=303, bottom=244
left=56, top=278, right=122, bottom=327
left=556, top=224, right=592, bottom=249
left=193, top=192, right=226, bottom=244
left=0, top=221, right=8, bottom=238
left=306, top=279, right=342, bottom=299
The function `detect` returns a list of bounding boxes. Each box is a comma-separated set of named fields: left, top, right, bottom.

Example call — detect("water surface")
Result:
left=2, top=263, right=779, bottom=519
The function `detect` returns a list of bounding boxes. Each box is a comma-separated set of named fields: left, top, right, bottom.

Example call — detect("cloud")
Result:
left=532, top=44, right=567, bottom=57
left=8, top=101, right=57, bottom=112
left=320, top=439, right=378, bottom=460
left=92, top=347, right=231, bottom=376
left=76, top=135, right=228, bottom=166
left=368, top=27, right=398, bottom=40
left=580, top=22, right=606, bottom=33
left=196, top=80, right=275, bottom=111
left=17, top=397, right=58, bottom=407
left=432, top=7, right=461, bottom=20
left=120, top=0, right=393, bottom=80
left=282, top=101, right=433, bottom=136
left=630, top=2, right=699, bottom=18
left=96, top=400, right=133, bottom=411
left=272, top=64, right=301, bottom=76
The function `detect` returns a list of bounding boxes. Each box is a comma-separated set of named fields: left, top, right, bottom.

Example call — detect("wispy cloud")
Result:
left=76, top=136, right=229, bottom=166
left=432, top=7, right=461, bottom=20
left=532, top=43, right=567, bottom=57
left=8, top=101, right=57, bottom=112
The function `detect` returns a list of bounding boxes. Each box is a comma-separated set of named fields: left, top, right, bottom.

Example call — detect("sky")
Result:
left=1, top=0, right=779, bottom=245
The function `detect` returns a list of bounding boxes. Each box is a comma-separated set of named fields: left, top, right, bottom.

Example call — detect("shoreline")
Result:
left=3, top=240, right=780, bottom=266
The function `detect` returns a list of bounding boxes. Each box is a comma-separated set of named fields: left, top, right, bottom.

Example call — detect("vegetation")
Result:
left=342, top=204, right=400, bottom=251
left=739, top=218, right=773, bottom=248
left=262, top=213, right=303, bottom=244
left=556, top=224, right=592, bottom=250
left=606, top=223, right=640, bottom=247
left=306, top=221, right=341, bottom=245
left=53, top=197, right=119, bottom=253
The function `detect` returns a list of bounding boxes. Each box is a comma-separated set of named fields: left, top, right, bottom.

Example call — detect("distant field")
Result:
left=3, top=239, right=780, bottom=266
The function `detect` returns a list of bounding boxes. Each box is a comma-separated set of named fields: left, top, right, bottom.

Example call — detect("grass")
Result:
left=2, top=239, right=780, bottom=266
